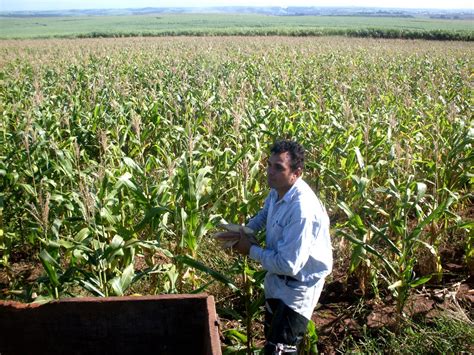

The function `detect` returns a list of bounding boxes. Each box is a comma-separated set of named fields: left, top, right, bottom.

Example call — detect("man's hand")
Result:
left=234, top=227, right=252, bottom=255
left=212, top=231, right=239, bottom=248
left=212, top=224, right=257, bottom=253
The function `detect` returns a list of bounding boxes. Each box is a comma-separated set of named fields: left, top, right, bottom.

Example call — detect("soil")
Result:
left=0, top=248, right=43, bottom=298
left=313, top=246, right=473, bottom=354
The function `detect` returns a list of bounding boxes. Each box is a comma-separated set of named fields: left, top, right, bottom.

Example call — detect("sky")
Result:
left=1, top=0, right=473, bottom=11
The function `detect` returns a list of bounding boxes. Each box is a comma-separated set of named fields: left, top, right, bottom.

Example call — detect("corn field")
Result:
left=0, top=36, right=473, bottom=349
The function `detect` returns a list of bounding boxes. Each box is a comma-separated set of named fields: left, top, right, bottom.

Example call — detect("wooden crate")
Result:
left=0, top=294, right=221, bottom=355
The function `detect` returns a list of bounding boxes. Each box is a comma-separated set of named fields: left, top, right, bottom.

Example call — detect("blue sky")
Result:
left=1, top=0, right=473, bottom=11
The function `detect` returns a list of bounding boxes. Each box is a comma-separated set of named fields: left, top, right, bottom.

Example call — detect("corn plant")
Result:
left=0, top=38, right=471, bottom=349
left=338, top=179, right=456, bottom=317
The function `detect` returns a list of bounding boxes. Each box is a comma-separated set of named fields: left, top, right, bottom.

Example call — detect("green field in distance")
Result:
left=1, top=14, right=473, bottom=39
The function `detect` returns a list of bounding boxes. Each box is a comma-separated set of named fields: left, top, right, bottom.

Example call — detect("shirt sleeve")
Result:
left=246, top=193, right=271, bottom=232
left=249, top=215, right=320, bottom=277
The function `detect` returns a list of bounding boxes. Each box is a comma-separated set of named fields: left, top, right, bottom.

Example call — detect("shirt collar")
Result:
left=273, top=178, right=301, bottom=204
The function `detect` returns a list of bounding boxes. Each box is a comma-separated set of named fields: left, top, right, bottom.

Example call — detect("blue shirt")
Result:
left=247, top=177, right=333, bottom=319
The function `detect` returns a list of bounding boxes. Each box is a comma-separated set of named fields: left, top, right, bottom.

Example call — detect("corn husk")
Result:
left=212, top=224, right=257, bottom=249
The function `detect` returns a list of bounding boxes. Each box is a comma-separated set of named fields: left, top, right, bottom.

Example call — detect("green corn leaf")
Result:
left=104, top=235, right=125, bottom=262
left=129, top=185, right=149, bottom=205
left=224, top=329, right=247, bottom=343
left=351, top=214, right=366, bottom=231
left=175, top=254, right=239, bottom=292
left=75, top=227, right=90, bottom=242
left=100, top=206, right=120, bottom=225
left=457, top=220, right=473, bottom=230
left=110, top=234, right=124, bottom=249
left=409, top=196, right=454, bottom=241
left=337, top=201, right=354, bottom=219
left=110, top=263, right=134, bottom=296
left=39, top=249, right=60, bottom=287
left=133, top=206, right=169, bottom=233
left=349, top=243, right=366, bottom=274
left=58, top=239, right=74, bottom=249
left=304, top=320, right=318, bottom=353
left=20, top=183, right=36, bottom=196
left=123, top=156, right=144, bottom=176
left=338, top=230, right=397, bottom=276
left=410, top=275, right=432, bottom=288
left=58, top=266, right=77, bottom=284
left=189, top=280, right=215, bottom=294
left=369, top=224, right=401, bottom=255
left=115, top=172, right=136, bottom=190
left=217, top=307, right=243, bottom=321
left=354, top=147, right=365, bottom=169
left=249, top=292, right=265, bottom=319
left=80, top=279, right=105, bottom=297
left=58, top=154, right=74, bottom=177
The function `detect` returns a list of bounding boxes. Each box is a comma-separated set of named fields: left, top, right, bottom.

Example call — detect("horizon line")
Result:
left=2, top=5, right=474, bottom=13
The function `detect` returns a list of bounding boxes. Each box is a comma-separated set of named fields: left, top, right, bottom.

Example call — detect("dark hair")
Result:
left=270, top=140, right=305, bottom=171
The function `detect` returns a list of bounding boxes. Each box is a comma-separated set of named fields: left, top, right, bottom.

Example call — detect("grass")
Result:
left=340, top=316, right=474, bottom=354
left=0, top=14, right=473, bottom=39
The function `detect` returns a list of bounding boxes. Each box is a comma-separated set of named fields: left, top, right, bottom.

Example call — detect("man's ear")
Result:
left=294, top=167, right=303, bottom=178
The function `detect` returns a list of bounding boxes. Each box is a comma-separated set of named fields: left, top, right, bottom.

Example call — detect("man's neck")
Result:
left=277, top=186, right=291, bottom=200
left=276, top=177, right=300, bottom=200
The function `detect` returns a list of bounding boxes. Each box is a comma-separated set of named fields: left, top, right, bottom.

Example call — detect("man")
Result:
left=233, top=140, right=333, bottom=354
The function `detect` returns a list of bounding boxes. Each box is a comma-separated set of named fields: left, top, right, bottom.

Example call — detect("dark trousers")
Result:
left=264, top=298, right=309, bottom=355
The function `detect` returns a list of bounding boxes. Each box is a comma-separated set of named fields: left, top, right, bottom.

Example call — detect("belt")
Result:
left=277, top=274, right=298, bottom=282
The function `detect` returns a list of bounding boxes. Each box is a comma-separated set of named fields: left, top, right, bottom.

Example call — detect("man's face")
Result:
left=266, top=152, right=301, bottom=195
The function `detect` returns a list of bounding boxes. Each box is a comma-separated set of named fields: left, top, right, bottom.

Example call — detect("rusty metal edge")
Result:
left=0, top=293, right=210, bottom=309
left=206, top=295, right=222, bottom=355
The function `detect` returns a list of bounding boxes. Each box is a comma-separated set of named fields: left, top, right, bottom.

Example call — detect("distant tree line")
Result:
left=66, top=28, right=473, bottom=41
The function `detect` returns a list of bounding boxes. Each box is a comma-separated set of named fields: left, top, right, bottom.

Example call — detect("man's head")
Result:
left=270, top=140, right=305, bottom=171
left=267, top=140, right=304, bottom=197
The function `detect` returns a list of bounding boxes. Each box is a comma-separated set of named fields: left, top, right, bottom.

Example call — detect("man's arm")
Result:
left=249, top=216, right=320, bottom=277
